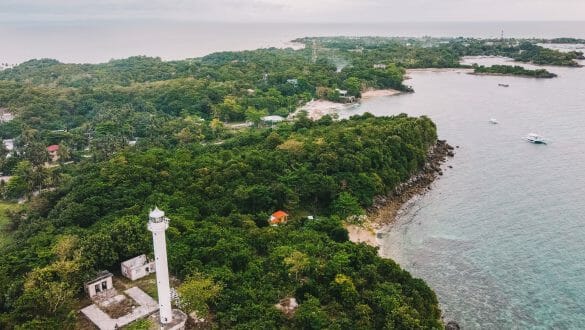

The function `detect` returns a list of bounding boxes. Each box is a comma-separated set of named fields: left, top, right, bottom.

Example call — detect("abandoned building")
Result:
left=85, top=270, right=114, bottom=298
left=121, top=254, right=156, bottom=281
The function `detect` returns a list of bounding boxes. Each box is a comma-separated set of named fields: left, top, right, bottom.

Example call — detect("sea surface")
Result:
left=1, top=20, right=585, bottom=64
left=337, top=54, right=585, bottom=328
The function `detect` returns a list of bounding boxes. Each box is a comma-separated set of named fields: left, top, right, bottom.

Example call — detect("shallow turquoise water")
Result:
left=339, top=58, right=585, bottom=328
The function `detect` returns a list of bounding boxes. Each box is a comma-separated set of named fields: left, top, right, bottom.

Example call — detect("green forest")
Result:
left=0, top=114, right=442, bottom=329
left=0, top=36, right=581, bottom=329
left=472, top=64, right=558, bottom=78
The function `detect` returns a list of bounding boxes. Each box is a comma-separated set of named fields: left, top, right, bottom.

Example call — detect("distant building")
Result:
left=275, top=297, right=299, bottom=316
left=286, top=79, right=299, bottom=85
left=2, top=139, right=14, bottom=152
left=269, top=210, right=289, bottom=225
left=0, top=108, right=13, bottom=123
left=261, top=115, right=285, bottom=124
left=84, top=270, right=114, bottom=298
left=47, top=144, right=59, bottom=162
left=373, top=64, right=387, bottom=69
left=121, top=255, right=155, bottom=281
left=335, top=89, right=356, bottom=103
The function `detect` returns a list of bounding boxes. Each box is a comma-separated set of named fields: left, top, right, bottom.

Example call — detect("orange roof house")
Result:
left=47, top=145, right=60, bottom=152
left=269, top=210, right=289, bottom=225
left=47, top=144, right=60, bottom=162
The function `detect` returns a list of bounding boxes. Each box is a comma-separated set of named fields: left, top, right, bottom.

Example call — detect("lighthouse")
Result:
left=148, top=207, right=173, bottom=324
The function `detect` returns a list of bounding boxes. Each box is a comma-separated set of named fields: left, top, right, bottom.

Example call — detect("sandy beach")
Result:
left=406, top=68, right=472, bottom=73
left=361, top=89, right=402, bottom=99
left=345, top=224, right=379, bottom=247
left=293, top=89, right=401, bottom=121
left=293, top=99, right=355, bottom=120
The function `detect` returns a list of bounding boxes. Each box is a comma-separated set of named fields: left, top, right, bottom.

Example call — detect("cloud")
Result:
left=0, top=0, right=584, bottom=22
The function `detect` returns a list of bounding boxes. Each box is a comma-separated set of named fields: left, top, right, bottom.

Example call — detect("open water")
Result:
left=1, top=21, right=585, bottom=64
left=339, top=54, right=585, bottom=328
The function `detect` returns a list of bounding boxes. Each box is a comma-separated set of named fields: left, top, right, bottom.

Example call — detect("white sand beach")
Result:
left=361, top=89, right=401, bottom=99
left=345, top=224, right=378, bottom=247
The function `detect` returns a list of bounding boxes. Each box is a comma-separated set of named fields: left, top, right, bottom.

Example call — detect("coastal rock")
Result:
left=445, top=321, right=461, bottom=330
left=366, top=139, right=454, bottom=224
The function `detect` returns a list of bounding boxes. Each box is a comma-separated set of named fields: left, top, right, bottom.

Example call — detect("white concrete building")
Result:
left=0, top=108, right=13, bottom=123
left=148, top=207, right=173, bottom=325
left=85, top=271, right=114, bottom=298
left=2, top=139, right=14, bottom=152
left=261, top=115, right=285, bottom=124
left=121, top=254, right=155, bottom=281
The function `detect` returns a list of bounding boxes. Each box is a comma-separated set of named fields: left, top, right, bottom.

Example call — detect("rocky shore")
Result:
left=345, top=139, right=457, bottom=330
left=346, top=139, right=454, bottom=246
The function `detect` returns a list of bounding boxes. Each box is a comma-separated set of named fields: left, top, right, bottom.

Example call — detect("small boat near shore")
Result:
left=523, top=133, right=547, bottom=144
left=489, top=118, right=499, bottom=124
left=498, top=83, right=510, bottom=87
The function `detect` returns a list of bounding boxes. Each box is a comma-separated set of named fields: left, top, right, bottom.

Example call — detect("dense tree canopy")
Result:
left=0, top=114, right=442, bottom=328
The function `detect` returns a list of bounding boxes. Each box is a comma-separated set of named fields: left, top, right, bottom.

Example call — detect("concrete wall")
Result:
left=86, top=276, right=113, bottom=298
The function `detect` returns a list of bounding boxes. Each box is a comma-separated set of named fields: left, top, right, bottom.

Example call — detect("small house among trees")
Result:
left=46, top=144, right=60, bottom=162
left=261, top=115, right=285, bottom=124
left=0, top=108, right=13, bottom=123
left=269, top=210, right=289, bottom=225
left=2, top=139, right=14, bottom=152
left=121, top=254, right=155, bottom=281
left=84, top=270, right=114, bottom=298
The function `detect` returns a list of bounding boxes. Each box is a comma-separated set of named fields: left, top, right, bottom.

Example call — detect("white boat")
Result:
left=489, top=118, right=499, bottom=124
left=523, top=133, right=547, bottom=144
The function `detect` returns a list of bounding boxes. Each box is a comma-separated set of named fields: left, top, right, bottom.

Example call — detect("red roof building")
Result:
left=47, top=145, right=60, bottom=162
left=269, top=210, right=289, bottom=225
left=47, top=144, right=60, bottom=152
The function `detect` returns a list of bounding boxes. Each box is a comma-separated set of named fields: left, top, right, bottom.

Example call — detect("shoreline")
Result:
left=406, top=68, right=472, bottom=73
left=346, top=140, right=454, bottom=247
left=360, top=88, right=401, bottom=99
left=292, top=88, right=401, bottom=121
left=293, top=99, right=356, bottom=120
left=468, top=72, right=557, bottom=79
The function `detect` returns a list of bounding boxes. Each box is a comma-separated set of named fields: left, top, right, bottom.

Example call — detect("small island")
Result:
left=471, top=64, right=558, bottom=78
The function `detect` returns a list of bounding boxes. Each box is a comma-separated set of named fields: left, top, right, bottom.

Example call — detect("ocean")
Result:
left=337, top=54, right=585, bottom=328
left=1, top=21, right=585, bottom=64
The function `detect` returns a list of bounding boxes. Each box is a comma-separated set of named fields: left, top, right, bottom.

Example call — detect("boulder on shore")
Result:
left=445, top=321, right=461, bottom=330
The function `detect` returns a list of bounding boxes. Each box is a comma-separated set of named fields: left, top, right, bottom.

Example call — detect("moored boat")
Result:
left=523, top=133, right=547, bottom=144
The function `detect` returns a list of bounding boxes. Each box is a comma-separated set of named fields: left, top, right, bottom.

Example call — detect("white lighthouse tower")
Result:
left=148, top=207, right=173, bottom=324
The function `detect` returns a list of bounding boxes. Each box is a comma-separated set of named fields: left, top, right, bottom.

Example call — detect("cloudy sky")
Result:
left=1, top=0, right=584, bottom=23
